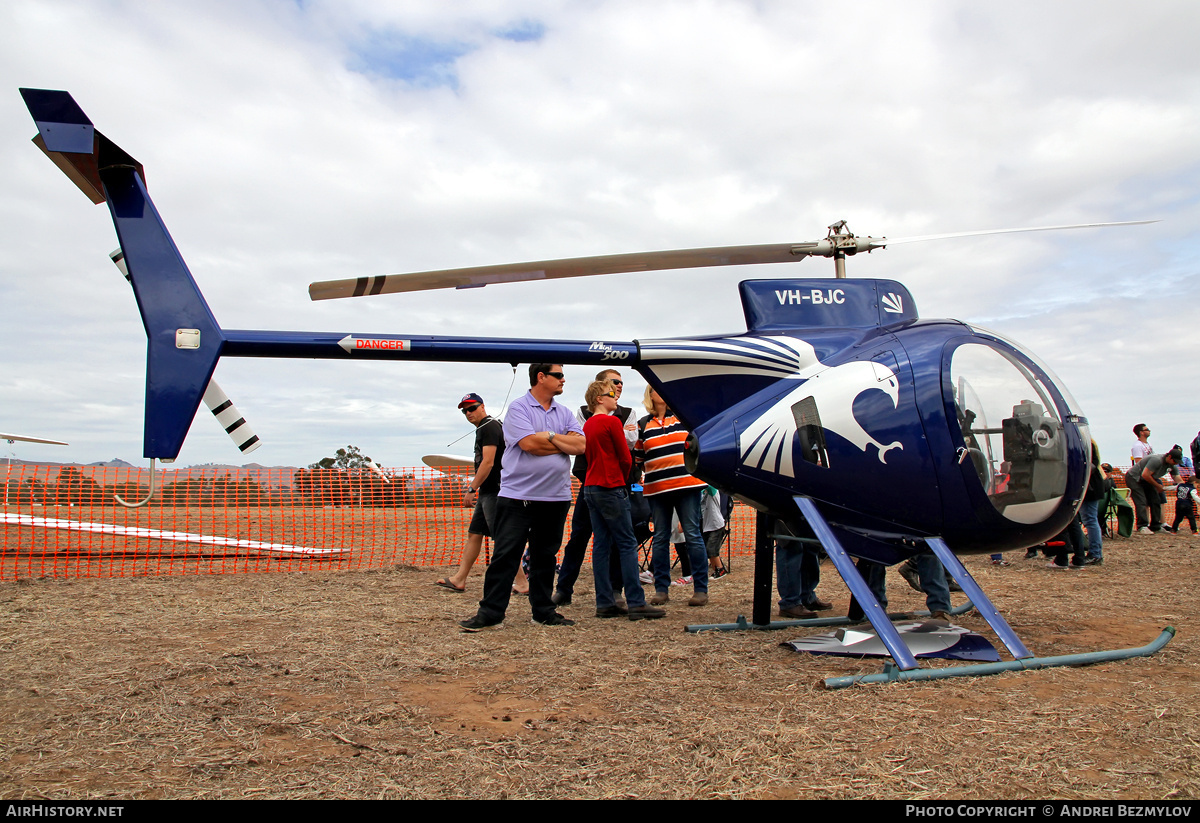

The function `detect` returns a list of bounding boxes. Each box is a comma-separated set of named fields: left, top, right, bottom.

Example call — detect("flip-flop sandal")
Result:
left=512, top=587, right=529, bottom=596
left=435, top=578, right=465, bottom=592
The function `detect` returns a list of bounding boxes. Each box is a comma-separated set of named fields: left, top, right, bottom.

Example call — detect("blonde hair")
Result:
left=586, top=379, right=615, bottom=412
left=642, top=385, right=656, bottom=413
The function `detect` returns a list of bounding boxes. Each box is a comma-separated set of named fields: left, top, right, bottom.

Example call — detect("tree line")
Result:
left=2, top=466, right=472, bottom=509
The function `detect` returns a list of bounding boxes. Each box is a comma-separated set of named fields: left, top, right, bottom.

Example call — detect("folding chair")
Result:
left=1105, top=486, right=1133, bottom=538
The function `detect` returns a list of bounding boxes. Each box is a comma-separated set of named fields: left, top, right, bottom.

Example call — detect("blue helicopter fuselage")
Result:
left=635, top=280, right=1090, bottom=561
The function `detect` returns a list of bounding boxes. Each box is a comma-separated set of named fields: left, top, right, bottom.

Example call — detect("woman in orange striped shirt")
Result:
left=636, top=387, right=709, bottom=607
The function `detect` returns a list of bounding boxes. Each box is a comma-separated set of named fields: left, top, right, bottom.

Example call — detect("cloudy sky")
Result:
left=2, top=0, right=1198, bottom=472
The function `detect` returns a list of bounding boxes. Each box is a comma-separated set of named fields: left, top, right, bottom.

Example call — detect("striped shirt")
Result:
left=636, top=411, right=706, bottom=497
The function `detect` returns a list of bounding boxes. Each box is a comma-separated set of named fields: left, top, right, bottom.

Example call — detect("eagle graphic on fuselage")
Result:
left=740, top=352, right=903, bottom=478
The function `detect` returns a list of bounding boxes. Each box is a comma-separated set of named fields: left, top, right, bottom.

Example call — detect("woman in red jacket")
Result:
left=582, top=379, right=665, bottom=620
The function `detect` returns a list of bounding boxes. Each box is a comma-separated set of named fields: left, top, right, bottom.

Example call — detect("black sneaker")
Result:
left=551, top=591, right=572, bottom=606
left=595, top=605, right=628, bottom=618
left=1083, top=556, right=1104, bottom=566
left=459, top=615, right=503, bottom=632
left=532, top=613, right=575, bottom=627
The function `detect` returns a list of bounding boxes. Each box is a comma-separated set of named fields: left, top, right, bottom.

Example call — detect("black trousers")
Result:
left=1172, top=506, right=1197, bottom=533
left=477, top=498, right=571, bottom=623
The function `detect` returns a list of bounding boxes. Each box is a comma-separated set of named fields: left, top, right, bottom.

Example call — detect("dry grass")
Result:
left=1, top=531, right=1198, bottom=799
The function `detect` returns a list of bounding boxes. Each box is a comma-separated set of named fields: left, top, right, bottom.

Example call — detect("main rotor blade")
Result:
left=1, top=433, right=68, bottom=446
left=422, top=454, right=473, bottom=470
left=869, top=220, right=1158, bottom=249
left=309, top=242, right=813, bottom=300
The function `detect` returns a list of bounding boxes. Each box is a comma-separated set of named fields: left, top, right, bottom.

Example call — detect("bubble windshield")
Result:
left=949, top=342, right=1067, bottom=524
left=968, top=324, right=1085, bottom=418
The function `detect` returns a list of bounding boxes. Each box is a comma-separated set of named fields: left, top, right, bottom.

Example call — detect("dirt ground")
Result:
left=1, top=530, right=1197, bottom=800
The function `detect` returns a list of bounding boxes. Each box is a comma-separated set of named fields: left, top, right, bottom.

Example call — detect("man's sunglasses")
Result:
left=461, top=404, right=481, bottom=415
left=544, top=371, right=565, bottom=380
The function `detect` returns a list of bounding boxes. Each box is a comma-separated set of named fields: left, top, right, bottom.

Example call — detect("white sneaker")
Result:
left=638, top=570, right=653, bottom=584
left=1138, top=527, right=1153, bottom=534
left=670, top=575, right=694, bottom=588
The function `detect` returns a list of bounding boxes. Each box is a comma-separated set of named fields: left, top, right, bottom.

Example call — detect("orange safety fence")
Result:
left=3, top=463, right=1186, bottom=581
left=0, top=464, right=760, bottom=581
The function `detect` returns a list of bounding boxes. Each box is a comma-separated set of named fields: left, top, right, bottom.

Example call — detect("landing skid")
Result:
left=686, top=600, right=976, bottom=633
left=685, top=497, right=1174, bottom=684
left=796, top=496, right=1034, bottom=669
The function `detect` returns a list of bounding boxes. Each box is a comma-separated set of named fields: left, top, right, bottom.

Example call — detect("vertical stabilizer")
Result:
left=21, top=89, right=223, bottom=459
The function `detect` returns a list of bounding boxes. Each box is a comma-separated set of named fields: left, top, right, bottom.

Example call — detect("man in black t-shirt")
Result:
left=437, top=393, right=522, bottom=593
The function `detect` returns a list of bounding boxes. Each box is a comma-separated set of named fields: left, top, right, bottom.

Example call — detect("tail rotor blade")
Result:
left=110, top=251, right=258, bottom=457
left=202, top=381, right=261, bottom=455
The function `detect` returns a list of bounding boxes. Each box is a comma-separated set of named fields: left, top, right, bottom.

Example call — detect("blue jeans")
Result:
left=584, top=486, right=647, bottom=609
left=649, top=489, right=708, bottom=593
left=850, top=554, right=949, bottom=619
left=555, top=492, right=620, bottom=599
left=914, top=551, right=951, bottom=613
left=776, top=543, right=820, bottom=609
left=848, top=560, right=888, bottom=621
left=1080, top=499, right=1103, bottom=559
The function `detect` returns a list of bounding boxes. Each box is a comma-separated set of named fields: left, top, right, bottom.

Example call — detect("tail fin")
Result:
left=21, top=89, right=224, bottom=460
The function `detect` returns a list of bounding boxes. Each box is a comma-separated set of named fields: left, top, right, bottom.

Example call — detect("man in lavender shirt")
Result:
left=460, top=364, right=586, bottom=631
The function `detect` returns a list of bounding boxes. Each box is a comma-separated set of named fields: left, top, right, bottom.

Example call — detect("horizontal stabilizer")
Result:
left=19, top=88, right=93, bottom=153
left=20, top=88, right=143, bottom=205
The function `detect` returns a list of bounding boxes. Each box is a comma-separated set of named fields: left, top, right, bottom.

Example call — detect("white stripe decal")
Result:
left=642, top=341, right=799, bottom=370
left=647, top=363, right=799, bottom=382
left=641, top=335, right=821, bottom=375
left=1, top=513, right=346, bottom=556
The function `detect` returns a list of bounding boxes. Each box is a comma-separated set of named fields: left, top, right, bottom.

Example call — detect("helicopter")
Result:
left=19, top=88, right=1155, bottom=673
